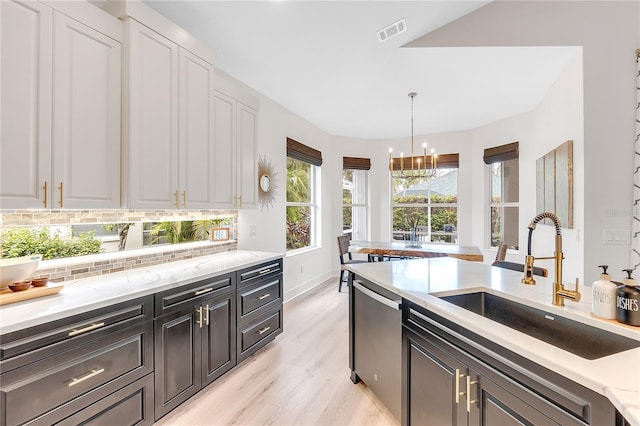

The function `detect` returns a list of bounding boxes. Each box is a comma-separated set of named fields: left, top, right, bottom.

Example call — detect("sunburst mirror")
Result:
left=257, top=155, right=278, bottom=210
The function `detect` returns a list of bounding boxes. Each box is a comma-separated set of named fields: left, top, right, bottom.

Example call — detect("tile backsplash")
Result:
left=1, top=209, right=239, bottom=282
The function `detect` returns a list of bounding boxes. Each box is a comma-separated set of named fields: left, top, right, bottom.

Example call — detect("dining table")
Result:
left=349, top=240, right=484, bottom=262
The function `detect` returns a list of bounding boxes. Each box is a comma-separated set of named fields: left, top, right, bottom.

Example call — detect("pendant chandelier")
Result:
left=388, top=92, right=437, bottom=178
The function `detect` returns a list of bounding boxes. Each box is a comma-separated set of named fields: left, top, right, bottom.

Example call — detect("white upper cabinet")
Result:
left=121, top=6, right=215, bottom=209
left=213, top=77, right=259, bottom=209
left=1, top=0, right=122, bottom=209
left=1, top=0, right=53, bottom=208
left=126, top=19, right=179, bottom=209
left=179, top=48, right=215, bottom=209
left=52, top=12, right=121, bottom=208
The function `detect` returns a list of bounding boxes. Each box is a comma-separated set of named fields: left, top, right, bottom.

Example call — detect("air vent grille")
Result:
left=377, top=18, right=406, bottom=42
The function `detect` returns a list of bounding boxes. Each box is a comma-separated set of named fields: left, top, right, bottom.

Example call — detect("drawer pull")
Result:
left=258, top=269, right=271, bottom=275
left=257, top=326, right=271, bottom=335
left=258, top=293, right=271, bottom=300
left=204, top=304, right=210, bottom=326
left=466, top=376, right=478, bottom=412
left=68, top=368, right=104, bottom=387
left=68, top=322, right=105, bottom=337
left=455, top=369, right=466, bottom=404
left=194, top=287, right=213, bottom=296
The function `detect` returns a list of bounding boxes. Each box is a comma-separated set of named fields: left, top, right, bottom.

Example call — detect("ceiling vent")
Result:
left=377, top=18, right=406, bottom=42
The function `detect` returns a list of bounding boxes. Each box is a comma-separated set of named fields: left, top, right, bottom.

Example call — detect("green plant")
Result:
left=1, top=227, right=102, bottom=260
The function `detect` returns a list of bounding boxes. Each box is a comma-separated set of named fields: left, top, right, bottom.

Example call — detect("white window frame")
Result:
left=342, top=169, right=369, bottom=241
left=487, top=159, right=519, bottom=251
left=285, top=158, right=319, bottom=253
left=390, top=169, right=459, bottom=244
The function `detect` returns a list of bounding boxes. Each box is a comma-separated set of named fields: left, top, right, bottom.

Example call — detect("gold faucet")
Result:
left=521, top=212, right=581, bottom=306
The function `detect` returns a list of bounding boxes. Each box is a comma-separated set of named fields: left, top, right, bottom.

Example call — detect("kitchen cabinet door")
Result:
left=202, top=292, right=237, bottom=387
left=213, top=80, right=259, bottom=209
left=154, top=306, right=201, bottom=420
left=52, top=12, right=121, bottom=208
left=236, top=102, right=258, bottom=209
left=1, top=0, right=52, bottom=208
left=178, top=48, right=215, bottom=209
left=404, top=330, right=468, bottom=426
left=127, top=19, right=179, bottom=209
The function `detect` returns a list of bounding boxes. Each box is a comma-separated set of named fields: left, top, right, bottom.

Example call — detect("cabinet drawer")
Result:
left=237, top=277, right=281, bottom=322
left=1, top=321, right=152, bottom=426
left=238, top=308, right=282, bottom=361
left=0, top=296, right=152, bottom=373
left=155, top=272, right=234, bottom=316
left=237, top=260, right=282, bottom=288
left=56, top=373, right=154, bottom=426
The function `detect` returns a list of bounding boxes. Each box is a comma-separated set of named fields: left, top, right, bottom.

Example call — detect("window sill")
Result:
left=286, top=245, right=320, bottom=258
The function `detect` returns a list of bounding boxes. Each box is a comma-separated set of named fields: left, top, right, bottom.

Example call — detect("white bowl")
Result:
left=0, top=254, right=42, bottom=289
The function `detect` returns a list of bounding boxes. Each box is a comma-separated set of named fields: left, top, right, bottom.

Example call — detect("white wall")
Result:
left=224, top=71, right=337, bottom=301
left=407, top=0, right=639, bottom=284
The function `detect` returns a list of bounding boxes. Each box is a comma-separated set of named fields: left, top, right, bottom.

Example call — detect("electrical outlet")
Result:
left=300, top=264, right=304, bottom=274
left=249, top=225, right=256, bottom=236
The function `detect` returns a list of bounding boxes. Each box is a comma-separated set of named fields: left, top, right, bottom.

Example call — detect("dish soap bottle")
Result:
left=616, top=269, right=640, bottom=326
left=592, top=265, right=617, bottom=319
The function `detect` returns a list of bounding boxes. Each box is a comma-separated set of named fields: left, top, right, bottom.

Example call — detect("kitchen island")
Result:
left=346, top=257, right=640, bottom=426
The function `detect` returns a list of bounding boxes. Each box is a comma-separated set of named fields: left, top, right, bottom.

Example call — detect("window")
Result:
left=343, top=169, right=368, bottom=241
left=286, top=138, right=321, bottom=251
left=391, top=154, right=459, bottom=244
left=485, top=142, right=519, bottom=250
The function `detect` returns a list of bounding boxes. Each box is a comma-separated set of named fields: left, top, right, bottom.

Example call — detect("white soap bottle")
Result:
left=592, top=265, right=617, bottom=319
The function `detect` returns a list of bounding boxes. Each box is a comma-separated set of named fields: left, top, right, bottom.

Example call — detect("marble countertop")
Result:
left=346, top=257, right=640, bottom=426
left=0, top=250, right=283, bottom=335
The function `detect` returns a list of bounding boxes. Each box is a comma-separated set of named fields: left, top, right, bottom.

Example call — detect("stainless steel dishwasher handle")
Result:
left=353, top=281, right=401, bottom=310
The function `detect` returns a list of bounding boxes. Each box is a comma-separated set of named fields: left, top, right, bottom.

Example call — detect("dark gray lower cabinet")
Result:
left=154, top=290, right=236, bottom=420
left=0, top=296, right=154, bottom=426
left=403, top=301, right=617, bottom=426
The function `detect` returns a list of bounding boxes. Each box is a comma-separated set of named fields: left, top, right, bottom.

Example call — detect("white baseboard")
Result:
left=283, top=271, right=335, bottom=303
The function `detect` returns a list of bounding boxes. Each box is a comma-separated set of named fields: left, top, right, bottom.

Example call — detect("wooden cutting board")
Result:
left=0, top=285, right=63, bottom=306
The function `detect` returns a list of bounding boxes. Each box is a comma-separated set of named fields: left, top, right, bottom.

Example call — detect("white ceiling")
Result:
left=144, top=1, right=579, bottom=139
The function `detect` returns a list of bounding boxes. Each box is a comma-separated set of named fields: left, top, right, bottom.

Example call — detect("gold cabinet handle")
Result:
left=258, top=326, right=271, bottom=335
left=194, top=287, right=213, bottom=296
left=68, top=368, right=104, bottom=387
left=182, top=190, right=186, bottom=208
left=42, top=181, right=48, bottom=207
left=196, top=306, right=203, bottom=328
left=238, top=195, right=242, bottom=207
left=58, top=182, right=63, bottom=207
left=68, top=322, right=105, bottom=337
left=258, top=269, right=271, bottom=275
left=455, top=369, right=466, bottom=404
left=466, top=376, right=478, bottom=412
left=204, top=304, right=210, bottom=326
left=173, top=191, right=179, bottom=208
left=258, top=293, right=271, bottom=300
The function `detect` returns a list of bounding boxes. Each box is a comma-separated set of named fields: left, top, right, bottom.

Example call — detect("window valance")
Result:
left=483, top=141, right=519, bottom=164
left=287, top=137, right=322, bottom=166
left=343, top=157, right=371, bottom=170
left=390, top=153, right=459, bottom=171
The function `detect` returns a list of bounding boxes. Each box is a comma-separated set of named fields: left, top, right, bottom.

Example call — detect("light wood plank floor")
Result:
left=155, top=279, right=399, bottom=426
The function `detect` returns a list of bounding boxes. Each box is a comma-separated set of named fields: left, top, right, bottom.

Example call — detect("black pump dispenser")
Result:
left=616, top=269, right=640, bottom=326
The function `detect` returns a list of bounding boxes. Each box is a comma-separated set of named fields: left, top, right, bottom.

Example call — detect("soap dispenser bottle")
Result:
left=616, top=269, right=640, bottom=326
left=592, top=265, right=617, bottom=319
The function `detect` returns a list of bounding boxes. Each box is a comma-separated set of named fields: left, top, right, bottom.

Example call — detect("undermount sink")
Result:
left=438, top=291, right=640, bottom=360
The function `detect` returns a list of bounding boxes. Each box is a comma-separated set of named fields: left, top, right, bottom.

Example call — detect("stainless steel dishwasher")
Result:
left=349, top=276, right=402, bottom=421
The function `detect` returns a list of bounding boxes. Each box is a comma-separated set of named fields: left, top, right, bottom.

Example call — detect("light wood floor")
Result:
left=155, top=279, right=399, bottom=426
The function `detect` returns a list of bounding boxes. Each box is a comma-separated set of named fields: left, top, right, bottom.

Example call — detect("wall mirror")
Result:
left=536, top=140, right=573, bottom=228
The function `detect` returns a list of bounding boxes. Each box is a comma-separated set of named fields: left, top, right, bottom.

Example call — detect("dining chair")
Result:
left=337, top=235, right=368, bottom=292
left=492, top=242, right=508, bottom=265
left=491, top=260, right=548, bottom=277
